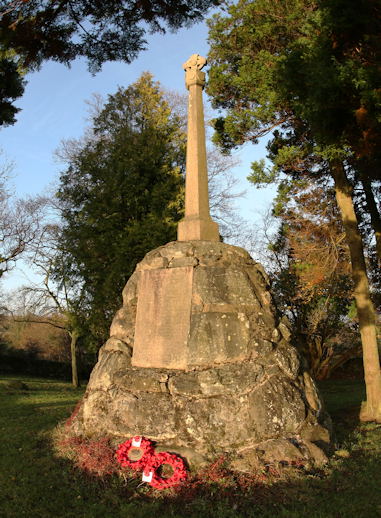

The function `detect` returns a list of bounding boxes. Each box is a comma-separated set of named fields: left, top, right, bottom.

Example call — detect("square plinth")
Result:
left=132, top=267, right=193, bottom=369
left=177, top=216, right=220, bottom=241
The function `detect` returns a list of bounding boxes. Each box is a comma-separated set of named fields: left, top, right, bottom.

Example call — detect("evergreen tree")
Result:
left=207, top=0, right=381, bottom=421
left=0, top=0, right=219, bottom=125
left=55, top=73, right=185, bottom=348
left=0, top=53, right=24, bottom=126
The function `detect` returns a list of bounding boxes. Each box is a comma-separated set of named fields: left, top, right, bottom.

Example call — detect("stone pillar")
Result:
left=177, top=54, right=220, bottom=242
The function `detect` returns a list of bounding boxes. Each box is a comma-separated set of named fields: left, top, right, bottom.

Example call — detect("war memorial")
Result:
left=69, top=54, right=332, bottom=470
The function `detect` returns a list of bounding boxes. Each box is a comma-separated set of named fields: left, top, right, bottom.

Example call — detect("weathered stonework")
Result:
left=70, top=241, right=332, bottom=469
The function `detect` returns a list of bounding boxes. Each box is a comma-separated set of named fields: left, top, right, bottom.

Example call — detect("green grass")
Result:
left=0, top=374, right=380, bottom=518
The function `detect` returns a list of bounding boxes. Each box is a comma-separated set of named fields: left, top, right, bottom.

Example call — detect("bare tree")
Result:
left=0, top=152, right=46, bottom=278
left=28, top=218, right=86, bottom=387
left=4, top=213, right=86, bottom=387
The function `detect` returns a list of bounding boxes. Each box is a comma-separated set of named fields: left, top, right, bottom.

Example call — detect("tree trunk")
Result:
left=331, top=160, right=381, bottom=422
left=362, top=178, right=381, bottom=265
left=70, top=330, right=80, bottom=388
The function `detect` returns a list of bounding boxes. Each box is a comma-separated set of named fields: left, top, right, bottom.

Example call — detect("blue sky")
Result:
left=0, top=19, right=274, bottom=290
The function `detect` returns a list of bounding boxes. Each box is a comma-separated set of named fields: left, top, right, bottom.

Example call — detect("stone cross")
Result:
left=177, top=54, right=220, bottom=241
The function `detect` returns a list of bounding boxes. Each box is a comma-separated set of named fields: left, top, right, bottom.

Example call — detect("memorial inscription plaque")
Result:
left=132, top=267, right=194, bottom=369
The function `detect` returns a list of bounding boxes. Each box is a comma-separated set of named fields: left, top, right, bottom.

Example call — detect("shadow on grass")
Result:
left=318, top=379, right=366, bottom=444
left=1, top=375, right=379, bottom=518
left=0, top=384, right=82, bottom=430
left=128, top=426, right=381, bottom=518
left=58, top=432, right=379, bottom=518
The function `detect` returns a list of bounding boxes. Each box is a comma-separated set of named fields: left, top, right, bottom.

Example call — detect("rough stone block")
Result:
left=109, top=306, right=136, bottom=345
left=137, top=256, right=168, bottom=270
left=273, top=344, right=300, bottom=378
left=248, top=377, right=306, bottom=437
left=168, top=256, right=199, bottom=268
left=114, top=392, right=177, bottom=439
left=157, top=241, right=194, bottom=261
left=256, top=438, right=305, bottom=464
left=300, top=423, right=331, bottom=445
left=101, top=337, right=132, bottom=356
left=168, top=372, right=202, bottom=396
left=193, top=266, right=259, bottom=306
left=121, top=271, right=139, bottom=305
left=117, top=369, right=165, bottom=393
left=176, top=394, right=253, bottom=448
left=81, top=390, right=112, bottom=432
left=215, top=362, right=264, bottom=394
left=303, top=371, right=323, bottom=412
left=187, top=312, right=250, bottom=366
left=301, top=440, right=328, bottom=465
left=86, top=351, right=132, bottom=391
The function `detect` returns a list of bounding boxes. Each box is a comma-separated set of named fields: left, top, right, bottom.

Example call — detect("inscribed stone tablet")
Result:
left=132, top=267, right=193, bottom=369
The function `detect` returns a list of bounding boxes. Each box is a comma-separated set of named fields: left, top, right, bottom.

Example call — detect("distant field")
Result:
left=0, top=375, right=380, bottom=518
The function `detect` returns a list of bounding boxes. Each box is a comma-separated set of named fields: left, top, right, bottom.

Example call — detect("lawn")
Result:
left=0, top=375, right=380, bottom=518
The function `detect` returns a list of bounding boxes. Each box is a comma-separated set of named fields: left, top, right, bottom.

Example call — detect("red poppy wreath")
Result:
left=116, top=436, right=154, bottom=470
left=142, top=451, right=188, bottom=489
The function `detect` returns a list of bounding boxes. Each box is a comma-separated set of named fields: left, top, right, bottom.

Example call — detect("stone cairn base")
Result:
left=70, top=241, right=331, bottom=470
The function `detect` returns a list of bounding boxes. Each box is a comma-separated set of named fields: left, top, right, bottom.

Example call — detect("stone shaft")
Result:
left=177, top=54, right=219, bottom=241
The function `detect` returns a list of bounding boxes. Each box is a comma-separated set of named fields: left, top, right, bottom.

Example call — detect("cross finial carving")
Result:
left=183, top=53, right=207, bottom=71
left=183, top=54, right=207, bottom=89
